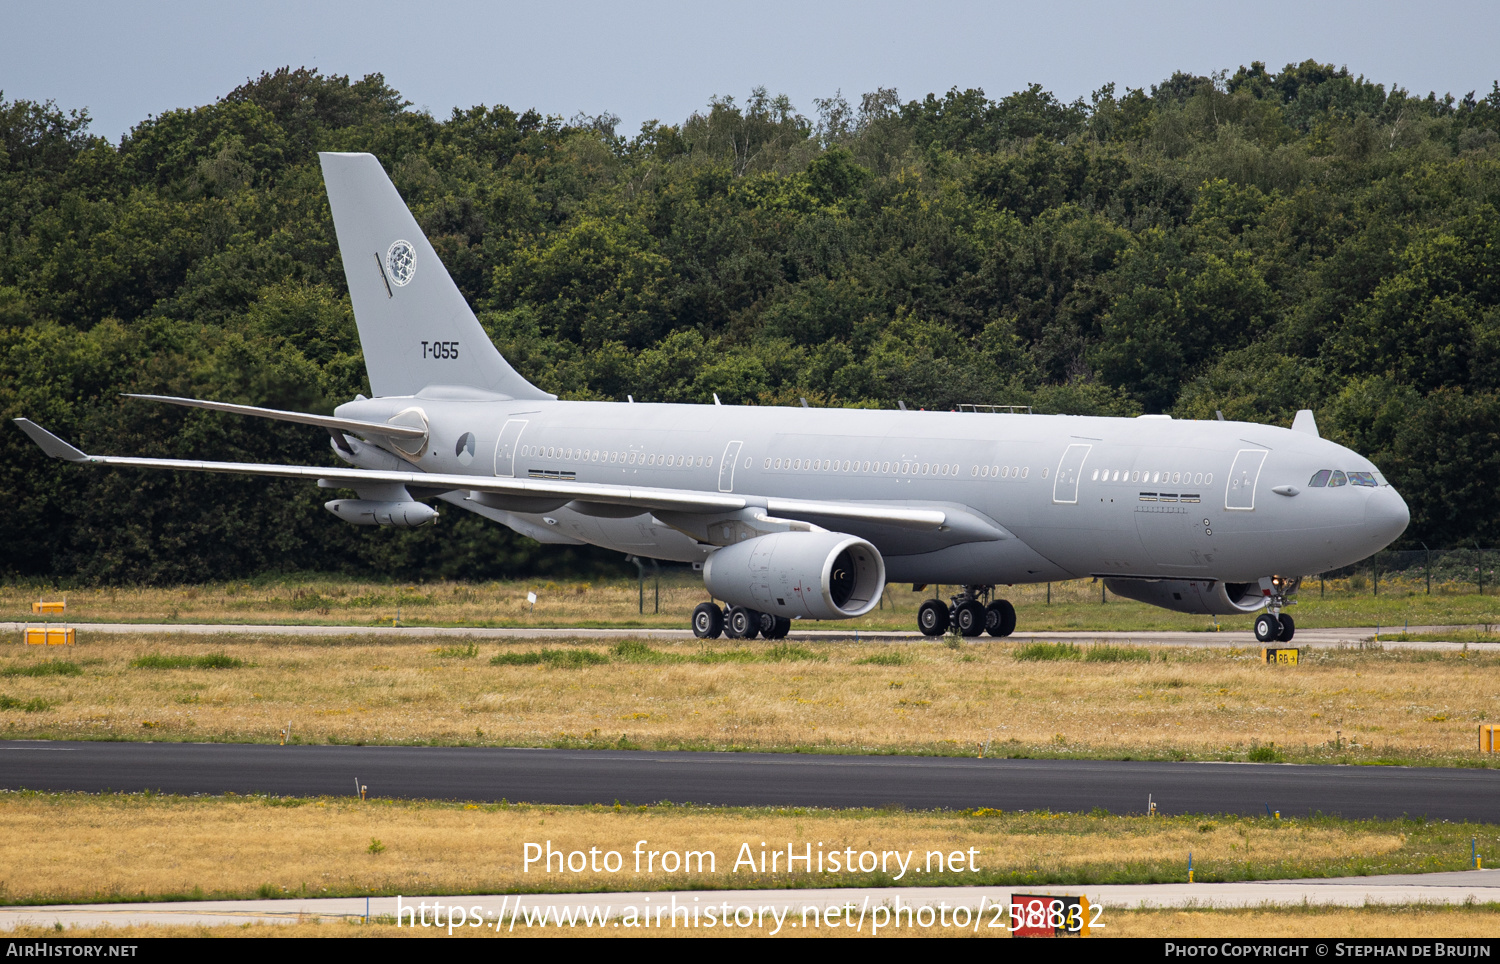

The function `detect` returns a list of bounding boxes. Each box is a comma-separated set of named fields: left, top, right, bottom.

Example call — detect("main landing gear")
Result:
left=917, top=585, right=1016, bottom=638
left=1252, top=575, right=1299, bottom=643
left=692, top=602, right=790, bottom=640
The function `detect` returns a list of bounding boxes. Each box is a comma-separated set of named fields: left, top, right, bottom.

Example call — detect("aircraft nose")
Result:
left=1365, top=485, right=1410, bottom=547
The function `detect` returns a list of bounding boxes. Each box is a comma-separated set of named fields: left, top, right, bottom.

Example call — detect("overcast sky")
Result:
left=5, top=0, right=1498, bottom=142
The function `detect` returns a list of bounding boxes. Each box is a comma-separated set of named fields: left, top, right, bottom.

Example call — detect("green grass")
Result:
left=854, top=651, right=912, bottom=666
left=130, top=653, right=244, bottom=670
left=1014, top=642, right=1082, bottom=661
left=1379, top=631, right=1500, bottom=644
left=488, top=649, right=608, bottom=668
left=0, top=695, right=53, bottom=712
left=1, top=660, right=83, bottom=677
left=433, top=643, right=478, bottom=659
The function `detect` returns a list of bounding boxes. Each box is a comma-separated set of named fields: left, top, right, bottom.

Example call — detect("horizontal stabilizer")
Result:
left=123, top=394, right=426, bottom=439
left=12, top=419, right=88, bottom=462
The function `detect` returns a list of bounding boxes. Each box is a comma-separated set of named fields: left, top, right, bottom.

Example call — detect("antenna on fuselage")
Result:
left=714, top=394, right=722, bottom=406
left=628, top=395, right=634, bottom=403
left=1216, top=411, right=1225, bottom=421
left=800, top=398, right=809, bottom=408
left=898, top=400, right=907, bottom=411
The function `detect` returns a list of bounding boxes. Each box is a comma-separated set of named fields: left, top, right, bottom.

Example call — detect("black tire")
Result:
left=727, top=607, right=761, bottom=639
left=985, top=599, right=1017, bottom=637
left=692, top=602, right=724, bottom=639
left=1254, top=612, right=1280, bottom=643
left=765, top=615, right=792, bottom=639
left=917, top=599, right=949, bottom=637
left=1277, top=613, right=1295, bottom=642
left=954, top=600, right=986, bottom=637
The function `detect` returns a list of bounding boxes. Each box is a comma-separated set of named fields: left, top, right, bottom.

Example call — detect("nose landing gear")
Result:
left=1253, top=575, right=1299, bottom=643
left=917, top=586, right=1016, bottom=638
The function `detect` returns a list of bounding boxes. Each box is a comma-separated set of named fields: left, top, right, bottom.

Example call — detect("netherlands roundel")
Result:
left=455, top=432, right=476, bottom=465
left=386, top=240, right=416, bottom=287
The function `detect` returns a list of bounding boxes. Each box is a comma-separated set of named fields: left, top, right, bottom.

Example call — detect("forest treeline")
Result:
left=3, top=63, right=1499, bottom=583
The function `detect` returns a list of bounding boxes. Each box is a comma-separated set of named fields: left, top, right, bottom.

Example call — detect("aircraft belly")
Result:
left=883, top=535, right=1072, bottom=585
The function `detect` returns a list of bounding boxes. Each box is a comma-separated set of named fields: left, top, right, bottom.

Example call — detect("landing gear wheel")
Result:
left=726, top=607, right=761, bottom=639
left=760, top=614, right=791, bottom=639
left=917, top=599, right=949, bottom=637
left=1276, top=614, right=1295, bottom=642
left=692, top=603, right=724, bottom=639
left=954, top=600, right=986, bottom=637
left=985, top=599, right=1017, bottom=637
left=1254, top=612, right=1280, bottom=643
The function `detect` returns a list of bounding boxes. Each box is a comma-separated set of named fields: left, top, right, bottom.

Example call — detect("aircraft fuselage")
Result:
left=337, top=392, right=1410, bottom=587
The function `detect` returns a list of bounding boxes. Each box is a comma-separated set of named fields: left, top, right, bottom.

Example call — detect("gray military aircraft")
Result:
left=14, top=152, right=1411, bottom=643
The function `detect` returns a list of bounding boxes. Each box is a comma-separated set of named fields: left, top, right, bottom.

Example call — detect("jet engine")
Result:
left=1103, top=578, right=1268, bottom=616
left=703, top=531, right=885, bottom=620
left=324, top=499, right=438, bottom=527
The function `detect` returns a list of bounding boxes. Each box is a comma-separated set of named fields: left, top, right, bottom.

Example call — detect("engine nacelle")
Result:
left=324, top=499, right=438, bottom=527
left=1103, top=578, right=1267, bottom=616
left=703, top=531, right=885, bottom=620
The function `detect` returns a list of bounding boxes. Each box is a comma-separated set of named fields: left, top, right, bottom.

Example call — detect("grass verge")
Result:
left=0, top=792, right=1493, bottom=905
left=5, top=634, right=1500, bottom=765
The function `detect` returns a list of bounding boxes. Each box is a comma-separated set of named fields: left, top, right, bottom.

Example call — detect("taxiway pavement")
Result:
left=4, top=742, right=1498, bottom=821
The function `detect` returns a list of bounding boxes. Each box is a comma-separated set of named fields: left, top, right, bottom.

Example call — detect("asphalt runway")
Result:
left=4, top=741, right=1498, bottom=821
left=1, top=621, right=1484, bottom=650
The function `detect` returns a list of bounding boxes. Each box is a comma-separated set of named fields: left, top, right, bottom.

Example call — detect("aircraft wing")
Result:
left=13, top=419, right=949, bottom=530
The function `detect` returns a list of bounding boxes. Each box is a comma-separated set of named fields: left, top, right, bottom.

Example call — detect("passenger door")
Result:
left=1225, top=449, right=1268, bottom=511
left=718, top=440, right=743, bottom=492
left=492, top=419, right=529, bottom=477
left=1052, top=443, right=1092, bottom=504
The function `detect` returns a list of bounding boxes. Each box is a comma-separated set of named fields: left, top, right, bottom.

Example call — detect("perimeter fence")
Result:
left=1314, top=547, right=1497, bottom=597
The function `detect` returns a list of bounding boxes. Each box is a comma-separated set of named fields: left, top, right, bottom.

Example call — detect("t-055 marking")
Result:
left=421, top=341, right=460, bottom=359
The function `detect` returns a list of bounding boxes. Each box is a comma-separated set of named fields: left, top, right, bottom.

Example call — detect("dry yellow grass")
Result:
left=0, top=794, right=1426, bottom=904
left=1, top=632, right=1497, bottom=762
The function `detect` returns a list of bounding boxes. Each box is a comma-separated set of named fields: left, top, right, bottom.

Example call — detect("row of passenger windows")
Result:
left=763, top=458, right=1038, bottom=479
left=1309, top=469, right=1378, bottom=488
left=767, top=457, right=960, bottom=475
left=523, top=445, right=711, bottom=468
left=1094, top=468, right=1213, bottom=486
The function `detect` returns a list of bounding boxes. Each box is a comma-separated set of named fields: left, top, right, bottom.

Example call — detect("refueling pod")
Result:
left=703, top=530, right=885, bottom=620
left=324, top=499, right=438, bottom=527
left=1103, top=578, right=1268, bottom=616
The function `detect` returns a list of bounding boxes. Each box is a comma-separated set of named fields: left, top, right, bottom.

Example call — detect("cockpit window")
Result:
left=1328, top=470, right=1347, bottom=487
left=1309, top=469, right=1331, bottom=487
left=1348, top=471, right=1377, bottom=487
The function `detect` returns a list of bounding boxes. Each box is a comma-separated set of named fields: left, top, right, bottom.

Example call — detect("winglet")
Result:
left=1290, top=409, right=1320, bottom=437
left=12, top=419, right=90, bottom=462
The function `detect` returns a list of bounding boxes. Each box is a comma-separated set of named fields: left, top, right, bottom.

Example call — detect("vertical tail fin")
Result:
left=319, top=152, right=553, bottom=401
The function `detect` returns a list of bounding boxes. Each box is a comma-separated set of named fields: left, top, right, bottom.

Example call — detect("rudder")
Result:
left=319, top=152, right=552, bottom=400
